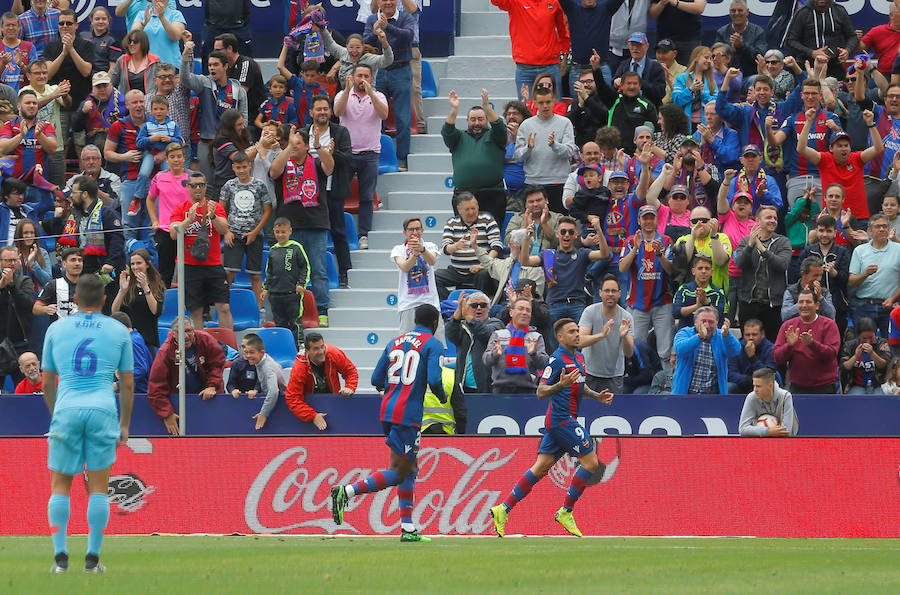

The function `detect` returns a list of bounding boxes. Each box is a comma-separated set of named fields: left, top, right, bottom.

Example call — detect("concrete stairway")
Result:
left=316, top=0, right=516, bottom=390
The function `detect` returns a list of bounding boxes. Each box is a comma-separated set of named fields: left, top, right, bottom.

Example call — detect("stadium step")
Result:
left=438, top=77, right=517, bottom=98
left=384, top=190, right=449, bottom=211
left=329, top=306, right=402, bottom=330
left=373, top=209, right=453, bottom=230
left=453, top=35, right=512, bottom=56
left=376, top=170, right=451, bottom=194
left=329, top=288, right=396, bottom=308
left=347, top=268, right=401, bottom=288
left=423, top=96, right=515, bottom=119
left=459, top=11, right=510, bottom=37
left=408, top=152, right=452, bottom=172
left=361, top=230, right=444, bottom=251
left=446, top=56, right=516, bottom=78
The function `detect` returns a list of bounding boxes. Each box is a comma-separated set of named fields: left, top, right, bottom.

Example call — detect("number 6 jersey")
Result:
left=372, top=326, right=446, bottom=427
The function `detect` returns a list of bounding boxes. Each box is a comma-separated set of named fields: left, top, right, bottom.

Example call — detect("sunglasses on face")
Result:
left=691, top=217, right=710, bottom=224
left=765, top=59, right=780, bottom=64
left=187, top=182, right=207, bottom=188
left=559, top=228, right=577, bottom=236
left=58, top=21, right=75, bottom=26
left=469, top=302, right=489, bottom=309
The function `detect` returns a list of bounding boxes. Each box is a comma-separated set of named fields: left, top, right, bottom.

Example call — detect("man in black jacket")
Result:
left=567, top=67, right=608, bottom=148
left=612, top=32, right=667, bottom=106
left=308, top=94, right=353, bottom=288
left=0, top=245, right=34, bottom=388
left=785, top=0, right=857, bottom=80
left=203, top=0, right=252, bottom=66
left=593, top=70, right=657, bottom=155
left=446, top=290, right=504, bottom=395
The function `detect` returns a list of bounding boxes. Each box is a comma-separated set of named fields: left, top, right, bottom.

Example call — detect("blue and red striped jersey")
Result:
left=107, top=116, right=141, bottom=181
left=372, top=326, right=444, bottom=428
left=622, top=232, right=673, bottom=310
left=889, top=306, right=900, bottom=347
left=0, top=118, right=55, bottom=177
left=539, top=347, right=585, bottom=429
left=779, top=109, right=836, bottom=177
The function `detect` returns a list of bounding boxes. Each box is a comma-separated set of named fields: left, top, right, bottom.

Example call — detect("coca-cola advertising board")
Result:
left=2, top=437, right=898, bottom=537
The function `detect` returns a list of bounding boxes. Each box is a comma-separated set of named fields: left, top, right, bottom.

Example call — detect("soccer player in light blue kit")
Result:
left=43, top=274, right=135, bottom=573
left=330, top=304, right=446, bottom=542
left=491, top=318, right=614, bottom=538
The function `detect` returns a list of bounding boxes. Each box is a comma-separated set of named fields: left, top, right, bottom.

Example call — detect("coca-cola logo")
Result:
left=244, top=446, right=517, bottom=535
left=548, top=437, right=622, bottom=490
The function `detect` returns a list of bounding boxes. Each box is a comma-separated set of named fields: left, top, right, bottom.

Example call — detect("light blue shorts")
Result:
left=47, top=408, right=119, bottom=475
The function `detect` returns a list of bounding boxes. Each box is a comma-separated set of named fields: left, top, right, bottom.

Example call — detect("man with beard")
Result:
left=308, top=95, right=352, bottom=288
left=14, top=351, right=42, bottom=393
left=57, top=175, right=125, bottom=313
left=443, top=88, right=508, bottom=228
left=0, top=88, right=57, bottom=178
left=567, top=67, right=607, bottom=148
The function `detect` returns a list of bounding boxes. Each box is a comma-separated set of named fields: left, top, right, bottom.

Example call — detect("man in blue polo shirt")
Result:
left=521, top=216, right=609, bottom=324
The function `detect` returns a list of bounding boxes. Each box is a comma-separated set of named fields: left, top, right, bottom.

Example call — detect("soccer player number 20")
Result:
left=73, top=338, right=98, bottom=377
left=386, top=349, right=420, bottom=385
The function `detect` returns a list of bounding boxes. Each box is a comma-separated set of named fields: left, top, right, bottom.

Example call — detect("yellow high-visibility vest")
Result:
left=421, top=367, right=457, bottom=435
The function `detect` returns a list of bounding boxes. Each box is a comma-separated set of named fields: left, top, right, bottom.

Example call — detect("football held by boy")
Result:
left=491, top=318, right=614, bottom=538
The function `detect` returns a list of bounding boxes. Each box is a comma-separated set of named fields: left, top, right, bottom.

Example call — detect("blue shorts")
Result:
left=47, top=408, right=120, bottom=475
left=382, top=422, right=420, bottom=462
left=538, top=421, right=594, bottom=459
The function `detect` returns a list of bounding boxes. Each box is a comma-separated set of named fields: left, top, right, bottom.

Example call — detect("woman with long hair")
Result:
left=521, top=72, right=568, bottom=116
left=79, top=6, right=121, bottom=73
left=110, top=29, right=160, bottom=96
left=654, top=103, right=691, bottom=162
left=672, top=46, right=717, bottom=130
left=14, top=218, right=51, bottom=292
left=112, top=248, right=166, bottom=348
left=210, top=108, right=259, bottom=200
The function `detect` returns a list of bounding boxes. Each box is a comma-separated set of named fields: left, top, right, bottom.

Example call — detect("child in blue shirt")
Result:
left=255, top=74, right=298, bottom=128
left=284, top=60, right=325, bottom=126
left=133, top=95, right=183, bottom=214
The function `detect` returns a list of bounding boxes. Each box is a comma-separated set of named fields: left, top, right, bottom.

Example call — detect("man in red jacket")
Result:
left=285, top=332, right=358, bottom=430
left=147, top=318, right=225, bottom=434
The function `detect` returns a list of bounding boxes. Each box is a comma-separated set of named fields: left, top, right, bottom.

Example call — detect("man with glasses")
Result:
left=578, top=274, right=634, bottom=394
left=17, top=0, right=59, bottom=56
left=446, top=290, right=503, bottom=394
left=674, top=206, right=733, bottom=298
left=43, top=8, right=94, bottom=158
left=715, top=0, right=766, bottom=78
left=63, top=144, right=121, bottom=210
left=520, top=216, right=609, bottom=325
left=567, top=69, right=606, bottom=148
left=849, top=213, right=900, bottom=339
left=392, top=216, right=443, bottom=341
left=768, top=78, right=838, bottom=207
left=146, top=63, right=191, bottom=162
left=0, top=11, right=37, bottom=92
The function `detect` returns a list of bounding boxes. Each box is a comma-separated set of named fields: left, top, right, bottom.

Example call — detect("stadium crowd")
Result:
left=2, top=0, right=900, bottom=436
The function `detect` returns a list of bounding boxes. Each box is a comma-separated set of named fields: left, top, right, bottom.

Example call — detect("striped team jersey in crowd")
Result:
left=539, top=347, right=585, bottom=429
left=779, top=109, right=837, bottom=177
left=372, top=326, right=444, bottom=428
left=0, top=118, right=56, bottom=177
left=622, top=232, right=673, bottom=310
left=107, top=116, right=141, bottom=181
left=889, top=306, right=900, bottom=349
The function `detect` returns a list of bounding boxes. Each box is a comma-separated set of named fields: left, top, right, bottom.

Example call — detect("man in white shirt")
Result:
left=392, top=216, right=444, bottom=341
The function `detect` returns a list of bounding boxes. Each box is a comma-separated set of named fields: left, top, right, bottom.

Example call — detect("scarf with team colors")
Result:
left=505, top=323, right=528, bottom=375
left=283, top=154, right=319, bottom=207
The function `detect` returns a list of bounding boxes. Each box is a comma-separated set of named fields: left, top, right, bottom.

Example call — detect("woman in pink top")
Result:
left=641, top=160, right=693, bottom=240
left=146, top=141, right=189, bottom=287
left=717, top=168, right=757, bottom=316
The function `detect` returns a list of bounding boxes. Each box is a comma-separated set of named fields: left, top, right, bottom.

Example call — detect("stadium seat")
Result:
left=193, top=59, right=202, bottom=74
left=345, top=178, right=381, bottom=214
left=421, top=60, right=437, bottom=98
left=232, top=249, right=269, bottom=289
left=325, top=252, right=339, bottom=289
left=501, top=211, right=514, bottom=239
left=379, top=134, right=399, bottom=174
left=230, top=289, right=260, bottom=331
left=158, top=288, right=181, bottom=329
left=158, top=326, right=170, bottom=346
left=256, top=327, right=299, bottom=368
left=345, top=212, right=359, bottom=250
left=205, top=327, right=238, bottom=350
left=301, top=290, right=319, bottom=329
left=3, top=375, right=14, bottom=393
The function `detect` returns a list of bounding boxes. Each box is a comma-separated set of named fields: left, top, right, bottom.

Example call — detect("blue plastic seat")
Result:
left=345, top=212, right=359, bottom=250
left=229, top=288, right=260, bottom=331
left=232, top=249, right=269, bottom=289
left=421, top=60, right=437, bottom=98
left=193, top=58, right=202, bottom=74
left=256, top=327, right=299, bottom=368
left=325, top=252, right=339, bottom=289
left=379, top=134, right=399, bottom=174
left=501, top=211, right=514, bottom=239
left=157, top=288, right=181, bottom=329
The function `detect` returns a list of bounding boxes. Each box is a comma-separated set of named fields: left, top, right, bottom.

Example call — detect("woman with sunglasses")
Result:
left=756, top=49, right=796, bottom=101
left=110, top=30, right=160, bottom=96
left=520, top=72, right=567, bottom=117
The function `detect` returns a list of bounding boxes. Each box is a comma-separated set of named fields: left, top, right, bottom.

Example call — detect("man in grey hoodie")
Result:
left=738, top=367, right=798, bottom=437
left=241, top=333, right=286, bottom=431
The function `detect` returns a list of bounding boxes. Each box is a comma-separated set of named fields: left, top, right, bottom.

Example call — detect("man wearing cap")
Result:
left=43, top=8, right=94, bottom=158
left=733, top=205, right=792, bottom=342
left=443, top=88, right=508, bottom=228
left=593, top=67, right=657, bottom=155
left=520, top=215, right=610, bottom=325
left=513, top=86, right=576, bottom=214
left=559, top=0, right=625, bottom=89
left=674, top=205, right=733, bottom=296
left=586, top=168, right=636, bottom=301
left=618, top=203, right=675, bottom=369
left=725, top=144, right=783, bottom=213
left=695, top=101, right=740, bottom=173
left=655, top=38, right=686, bottom=105
left=70, top=72, right=126, bottom=153
left=769, top=77, right=839, bottom=207
left=715, top=0, right=767, bottom=78
left=493, top=0, right=569, bottom=100
left=613, top=32, right=666, bottom=106
left=798, top=108, right=884, bottom=225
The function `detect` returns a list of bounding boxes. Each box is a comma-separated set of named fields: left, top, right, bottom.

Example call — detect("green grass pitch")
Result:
left=1, top=536, right=898, bottom=593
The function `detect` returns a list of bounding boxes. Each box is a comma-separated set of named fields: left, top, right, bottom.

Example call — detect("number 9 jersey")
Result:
left=42, top=312, right=134, bottom=415
left=372, top=325, right=446, bottom=427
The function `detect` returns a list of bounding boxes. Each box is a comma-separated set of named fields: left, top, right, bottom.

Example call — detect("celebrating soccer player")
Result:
left=43, top=274, right=135, bottom=573
left=330, top=304, right=447, bottom=542
left=491, top=318, right=614, bottom=538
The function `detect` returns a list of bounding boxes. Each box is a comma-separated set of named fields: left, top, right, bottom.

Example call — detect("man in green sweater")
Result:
left=442, top=88, right=508, bottom=228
